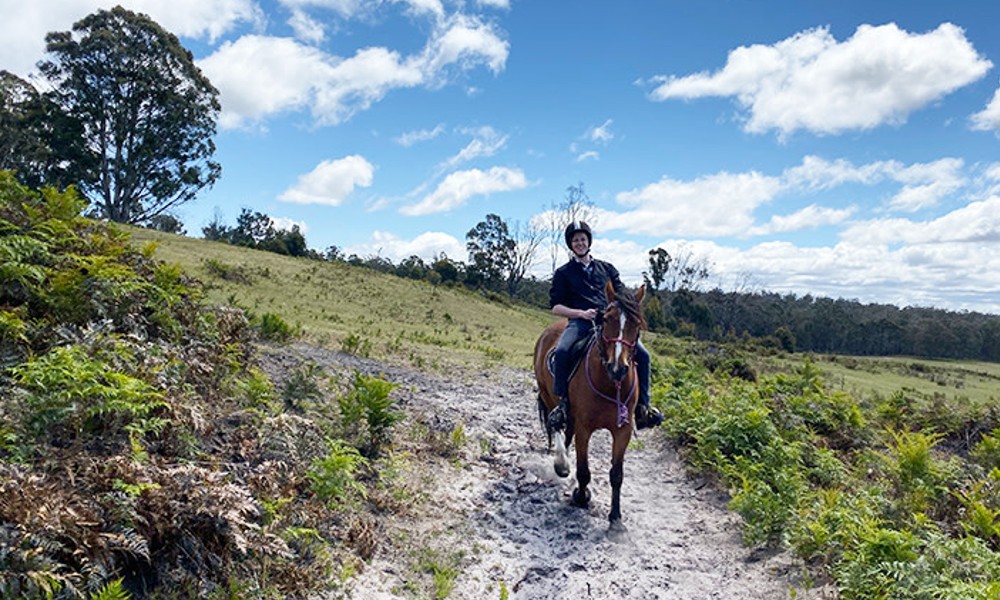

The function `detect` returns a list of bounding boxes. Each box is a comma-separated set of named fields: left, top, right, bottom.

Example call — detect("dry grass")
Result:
left=126, top=226, right=554, bottom=373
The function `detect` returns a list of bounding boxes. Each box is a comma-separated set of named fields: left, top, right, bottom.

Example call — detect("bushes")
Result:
left=0, top=175, right=407, bottom=598
left=655, top=354, right=1000, bottom=592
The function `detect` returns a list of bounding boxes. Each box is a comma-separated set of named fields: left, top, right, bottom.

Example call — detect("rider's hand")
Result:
left=579, top=308, right=598, bottom=320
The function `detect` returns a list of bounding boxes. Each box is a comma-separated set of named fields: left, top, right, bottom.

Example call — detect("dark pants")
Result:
left=552, top=318, right=650, bottom=406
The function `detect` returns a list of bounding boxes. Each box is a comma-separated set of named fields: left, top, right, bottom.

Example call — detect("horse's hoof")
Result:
left=554, top=462, right=569, bottom=478
left=572, top=487, right=591, bottom=508
left=607, top=519, right=628, bottom=542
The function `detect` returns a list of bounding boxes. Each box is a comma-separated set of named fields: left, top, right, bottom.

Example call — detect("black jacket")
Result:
left=549, top=258, right=625, bottom=312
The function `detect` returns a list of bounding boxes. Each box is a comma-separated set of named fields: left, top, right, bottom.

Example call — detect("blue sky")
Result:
left=4, top=0, right=1000, bottom=314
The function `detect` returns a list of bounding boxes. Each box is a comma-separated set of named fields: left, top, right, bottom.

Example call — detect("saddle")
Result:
left=545, top=333, right=594, bottom=384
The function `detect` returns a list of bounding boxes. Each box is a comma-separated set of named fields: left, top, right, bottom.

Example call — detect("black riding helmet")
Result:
left=564, top=220, right=592, bottom=249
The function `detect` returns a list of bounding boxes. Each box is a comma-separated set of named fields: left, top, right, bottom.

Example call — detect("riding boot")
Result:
left=635, top=401, right=664, bottom=430
left=547, top=396, right=570, bottom=431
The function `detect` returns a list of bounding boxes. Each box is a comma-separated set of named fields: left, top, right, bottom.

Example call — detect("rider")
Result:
left=547, top=220, right=664, bottom=431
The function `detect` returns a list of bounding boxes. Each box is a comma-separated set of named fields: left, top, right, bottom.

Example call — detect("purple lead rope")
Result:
left=584, top=341, right=636, bottom=429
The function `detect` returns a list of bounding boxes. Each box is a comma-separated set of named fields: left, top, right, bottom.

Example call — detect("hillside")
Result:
left=126, top=226, right=553, bottom=373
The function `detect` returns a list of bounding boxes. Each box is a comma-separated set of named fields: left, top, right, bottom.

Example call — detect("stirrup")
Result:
left=635, top=404, right=663, bottom=430
left=547, top=398, right=569, bottom=431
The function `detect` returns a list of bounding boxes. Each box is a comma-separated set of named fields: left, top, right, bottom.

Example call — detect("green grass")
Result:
left=758, top=352, right=1000, bottom=410
left=127, top=226, right=553, bottom=372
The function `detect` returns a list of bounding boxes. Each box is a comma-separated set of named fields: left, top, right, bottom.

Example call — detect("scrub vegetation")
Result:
left=3, top=173, right=1000, bottom=598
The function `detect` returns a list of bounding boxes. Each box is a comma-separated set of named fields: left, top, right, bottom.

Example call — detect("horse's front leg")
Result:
left=608, top=427, right=632, bottom=529
left=572, top=427, right=592, bottom=508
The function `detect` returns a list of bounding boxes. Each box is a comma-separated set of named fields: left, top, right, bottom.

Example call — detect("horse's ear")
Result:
left=605, top=279, right=616, bottom=302
left=636, top=284, right=646, bottom=304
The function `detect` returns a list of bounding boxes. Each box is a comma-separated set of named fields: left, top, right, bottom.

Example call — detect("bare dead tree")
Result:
left=508, top=218, right=545, bottom=298
left=546, top=182, right=596, bottom=273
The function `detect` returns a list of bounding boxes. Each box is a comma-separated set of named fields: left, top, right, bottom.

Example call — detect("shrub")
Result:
left=255, top=311, right=296, bottom=342
left=307, top=439, right=368, bottom=505
left=339, top=371, right=402, bottom=456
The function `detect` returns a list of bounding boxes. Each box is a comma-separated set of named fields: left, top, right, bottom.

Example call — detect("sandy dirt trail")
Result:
left=274, top=343, right=830, bottom=600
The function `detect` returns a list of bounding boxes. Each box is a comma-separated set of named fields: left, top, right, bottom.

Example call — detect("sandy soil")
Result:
left=268, top=342, right=833, bottom=600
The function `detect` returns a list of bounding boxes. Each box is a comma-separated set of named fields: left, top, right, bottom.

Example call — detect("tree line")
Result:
left=636, top=245, right=1000, bottom=362
left=665, top=288, right=1000, bottom=362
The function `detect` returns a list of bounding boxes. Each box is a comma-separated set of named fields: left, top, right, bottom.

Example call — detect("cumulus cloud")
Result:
left=287, top=8, right=326, bottom=43
left=400, top=166, right=528, bottom=215
left=783, top=155, right=966, bottom=212
left=201, top=12, right=507, bottom=128
left=841, top=196, right=1000, bottom=246
left=270, top=216, right=308, bottom=233
left=279, top=155, right=375, bottom=205
left=276, top=0, right=366, bottom=20
left=647, top=23, right=991, bottom=137
left=344, top=230, right=465, bottom=263
left=887, top=158, right=965, bottom=212
left=0, top=0, right=261, bottom=77
left=970, top=85, right=1000, bottom=132
left=753, top=204, right=856, bottom=234
left=604, top=171, right=782, bottom=237
left=783, top=155, right=892, bottom=190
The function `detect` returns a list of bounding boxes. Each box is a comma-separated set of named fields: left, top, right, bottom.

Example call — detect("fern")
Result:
left=89, top=578, right=131, bottom=600
left=307, top=439, right=368, bottom=504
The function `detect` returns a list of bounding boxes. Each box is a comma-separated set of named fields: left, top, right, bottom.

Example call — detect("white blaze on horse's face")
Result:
left=615, top=311, right=627, bottom=365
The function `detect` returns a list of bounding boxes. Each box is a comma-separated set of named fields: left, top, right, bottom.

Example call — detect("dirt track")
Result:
left=270, top=342, right=831, bottom=600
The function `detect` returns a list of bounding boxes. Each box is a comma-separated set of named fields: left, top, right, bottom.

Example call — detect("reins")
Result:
left=585, top=310, right=638, bottom=429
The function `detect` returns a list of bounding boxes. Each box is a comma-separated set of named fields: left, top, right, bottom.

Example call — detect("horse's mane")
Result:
left=610, top=289, right=647, bottom=330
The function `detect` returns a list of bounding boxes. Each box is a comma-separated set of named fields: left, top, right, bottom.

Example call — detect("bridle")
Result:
left=585, top=302, right=640, bottom=428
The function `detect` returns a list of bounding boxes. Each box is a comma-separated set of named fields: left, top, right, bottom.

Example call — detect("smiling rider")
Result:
left=547, top=220, right=664, bottom=432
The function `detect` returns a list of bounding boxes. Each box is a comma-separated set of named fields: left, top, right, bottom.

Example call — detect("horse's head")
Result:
left=598, top=281, right=647, bottom=384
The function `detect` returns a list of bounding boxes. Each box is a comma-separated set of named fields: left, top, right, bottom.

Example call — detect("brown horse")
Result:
left=534, top=280, right=646, bottom=530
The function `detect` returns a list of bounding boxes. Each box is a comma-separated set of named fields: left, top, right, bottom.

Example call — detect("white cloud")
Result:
left=401, top=166, right=528, bottom=215
left=605, top=171, right=782, bottom=237
left=418, top=13, right=509, bottom=78
left=648, top=23, right=991, bottom=137
left=970, top=85, right=1000, bottom=131
left=783, top=155, right=893, bottom=190
left=783, top=155, right=966, bottom=212
left=476, top=0, right=509, bottom=8
left=576, top=151, right=600, bottom=162
left=287, top=8, right=326, bottom=43
left=842, top=196, right=1000, bottom=245
left=439, top=126, right=508, bottom=169
left=397, top=0, right=445, bottom=19
left=886, top=158, right=965, bottom=212
left=270, top=216, right=308, bottom=233
left=279, top=155, right=375, bottom=205
left=0, top=0, right=261, bottom=77
left=753, top=204, right=856, bottom=234
left=201, top=13, right=507, bottom=128
left=198, top=36, right=332, bottom=128
left=587, top=119, right=614, bottom=143
left=344, top=230, right=465, bottom=262
left=395, top=124, right=446, bottom=146
left=276, top=0, right=365, bottom=19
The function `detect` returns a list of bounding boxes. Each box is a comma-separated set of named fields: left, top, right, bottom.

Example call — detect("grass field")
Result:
left=126, top=226, right=554, bottom=373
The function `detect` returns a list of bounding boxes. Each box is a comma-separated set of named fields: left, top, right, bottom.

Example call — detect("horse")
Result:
left=533, top=280, right=647, bottom=530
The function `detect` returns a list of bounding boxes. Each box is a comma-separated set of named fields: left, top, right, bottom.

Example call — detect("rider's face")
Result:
left=571, top=232, right=590, bottom=257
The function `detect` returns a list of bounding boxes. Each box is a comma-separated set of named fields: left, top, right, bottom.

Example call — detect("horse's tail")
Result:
left=537, top=393, right=552, bottom=449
